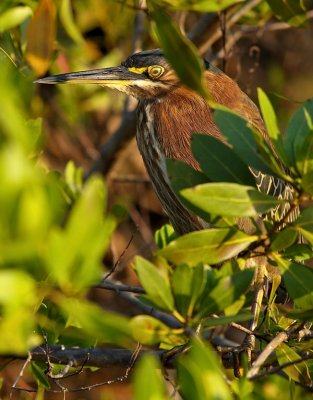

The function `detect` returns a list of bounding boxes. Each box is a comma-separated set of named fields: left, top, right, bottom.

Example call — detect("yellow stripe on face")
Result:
left=128, top=67, right=147, bottom=74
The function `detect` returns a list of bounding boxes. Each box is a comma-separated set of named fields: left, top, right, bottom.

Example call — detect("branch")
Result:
left=95, top=279, right=145, bottom=294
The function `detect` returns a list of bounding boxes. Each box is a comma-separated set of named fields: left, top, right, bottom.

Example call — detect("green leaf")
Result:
left=276, top=343, right=311, bottom=384
left=177, top=338, right=232, bottom=400
left=133, top=256, right=174, bottom=312
left=265, top=0, right=308, bottom=27
left=31, top=362, right=51, bottom=389
left=214, top=109, right=276, bottom=175
left=172, top=263, right=207, bottom=318
left=257, top=88, right=288, bottom=163
left=153, top=0, right=242, bottom=12
left=285, top=308, right=313, bottom=321
left=294, top=206, right=313, bottom=245
left=283, top=243, right=313, bottom=262
left=130, top=315, right=174, bottom=345
left=273, top=255, right=313, bottom=309
left=301, top=170, right=313, bottom=194
left=133, top=354, right=168, bottom=400
left=181, top=182, right=284, bottom=217
left=294, top=126, right=313, bottom=176
left=60, top=298, right=131, bottom=347
left=270, top=228, right=298, bottom=251
left=0, top=6, right=32, bottom=32
left=158, top=228, right=257, bottom=265
left=191, top=134, right=255, bottom=185
left=198, top=269, right=254, bottom=317
left=150, top=1, right=208, bottom=99
left=155, top=224, right=176, bottom=249
left=60, top=0, right=84, bottom=44
left=284, top=98, right=313, bottom=167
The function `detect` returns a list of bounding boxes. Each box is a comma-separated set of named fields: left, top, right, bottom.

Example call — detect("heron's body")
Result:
left=37, top=49, right=293, bottom=235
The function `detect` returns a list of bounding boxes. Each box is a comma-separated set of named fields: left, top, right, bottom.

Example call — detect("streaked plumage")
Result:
left=36, top=49, right=295, bottom=235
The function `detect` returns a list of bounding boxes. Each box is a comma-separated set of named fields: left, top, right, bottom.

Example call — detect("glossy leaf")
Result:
left=181, top=182, right=284, bottom=217
left=150, top=1, right=208, bottom=99
left=270, top=228, right=298, bottom=251
left=273, top=255, right=313, bottom=309
left=214, top=109, right=277, bottom=175
left=177, top=338, right=232, bottom=400
left=283, top=243, right=313, bottom=262
left=276, top=343, right=311, bottom=384
left=266, top=0, right=308, bottom=27
left=257, top=88, right=288, bottom=163
left=25, top=0, right=56, bottom=76
left=0, top=6, right=32, bottom=32
left=284, top=98, right=313, bottom=167
left=134, top=256, right=174, bottom=312
left=133, top=354, right=168, bottom=400
left=172, top=263, right=207, bottom=318
left=158, top=228, right=257, bottom=265
left=191, top=134, right=255, bottom=185
left=198, top=269, right=254, bottom=317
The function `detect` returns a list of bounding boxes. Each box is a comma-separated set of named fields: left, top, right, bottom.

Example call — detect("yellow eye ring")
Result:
left=148, top=65, right=164, bottom=79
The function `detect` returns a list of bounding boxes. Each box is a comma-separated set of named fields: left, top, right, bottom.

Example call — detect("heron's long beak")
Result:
left=35, top=66, right=146, bottom=85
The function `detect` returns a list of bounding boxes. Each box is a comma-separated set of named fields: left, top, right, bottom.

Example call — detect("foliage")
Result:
left=0, top=0, right=313, bottom=399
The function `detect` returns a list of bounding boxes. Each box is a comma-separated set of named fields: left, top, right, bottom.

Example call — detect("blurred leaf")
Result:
left=0, top=270, right=41, bottom=354
left=283, top=243, right=313, bottom=261
left=257, top=88, right=288, bottom=163
left=0, top=6, right=32, bottom=32
left=284, top=98, right=313, bottom=168
left=214, top=109, right=278, bottom=176
left=158, top=228, right=257, bottom=265
left=155, top=224, right=176, bottom=249
left=198, top=269, right=254, bottom=317
left=301, top=170, right=313, bottom=194
left=270, top=228, right=298, bottom=251
left=273, top=255, right=313, bottom=309
left=266, top=0, right=308, bottom=27
left=276, top=343, right=311, bottom=384
left=294, top=206, right=313, bottom=245
left=59, top=0, right=84, bottom=44
left=181, top=182, right=284, bottom=217
left=60, top=298, right=131, bottom=347
left=133, top=354, right=168, bottom=400
left=172, top=263, right=207, bottom=318
left=25, top=0, right=56, bottom=76
left=64, top=160, right=83, bottom=198
left=285, top=308, right=313, bottom=321
left=153, top=0, right=242, bottom=12
left=134, top=256, right=174, bottom=312
left=177, top=338, right=232, bottom=400
left=130, top=315, right=174, bottom=345
left=46, top=176, right=115, bottom=291
left=191, top=134, right=255, bottom=185
left=150, top=1, right=208, bottom=99
left=31, top=362, right=51, bottom=389
left=294, top=125, right=313, bottom=177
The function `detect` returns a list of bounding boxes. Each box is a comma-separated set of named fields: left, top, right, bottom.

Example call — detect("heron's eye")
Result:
left=148, top=65, right=164, bottom=79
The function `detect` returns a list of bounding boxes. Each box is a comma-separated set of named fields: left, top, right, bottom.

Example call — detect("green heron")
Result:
left=37, top=49, right=293, bottom=235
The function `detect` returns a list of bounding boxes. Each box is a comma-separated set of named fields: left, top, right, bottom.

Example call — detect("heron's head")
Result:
left=36, top=49, right=185, bottom=99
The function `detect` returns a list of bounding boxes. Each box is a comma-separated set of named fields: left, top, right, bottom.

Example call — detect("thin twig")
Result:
left=247, top=331, right=288, bottom=378
left=95, top=279, right=145, bottom=294
left=10, top=352, right=32, bottom=399
left=103, top=235, right=134, bottom=280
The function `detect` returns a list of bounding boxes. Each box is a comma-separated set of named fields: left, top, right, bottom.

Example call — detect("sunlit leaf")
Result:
left=181, top=182, right=284, bottom=217
left=152, top=0, right=242, bottom=12
left=294, top=206, right=313, bottom=245
left=133, top=256, right=174, bottom=312
left=130, top=315, right=174, bottom=345
left=276, top=343, right=311, bottom=384
left=60, top=0, right=84, bottom=44
left=155, top=224, right=176, bottom=249
left=266, top=0, right=308, bottom=27
left=0, top=6, right=32, bottom=32
left=158, top=228, right=257, bottom=265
